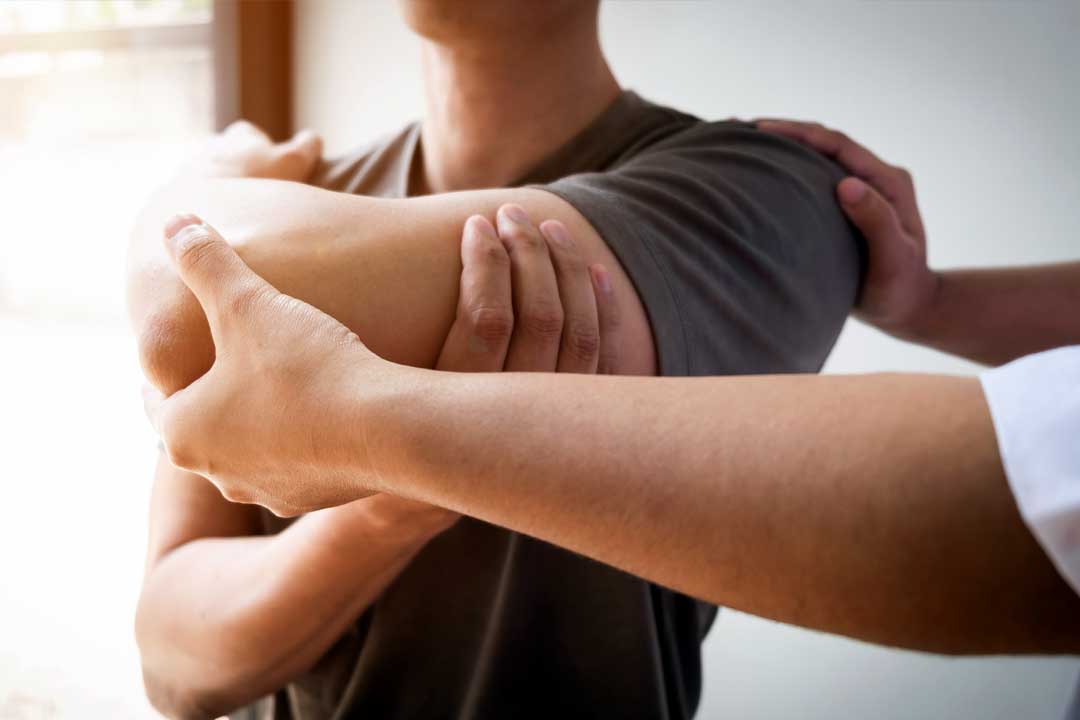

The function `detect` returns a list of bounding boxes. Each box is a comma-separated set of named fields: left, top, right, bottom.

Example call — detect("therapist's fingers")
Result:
left=756, top=119, right=924, bottom=238
left=436, top=215, right=515, bottom=373
left=497, top=204, right=564, bottom=372
left=161, top=214, right=276, bottom=348
left=540, top=220, right=600, bottom=374
left=835, top=177, right=920, bottom=276
left=142, top=381, right=197, bottom=471
left=590, top=265, right=622, bottom=375
left=141, top=376, right=208, bottom=476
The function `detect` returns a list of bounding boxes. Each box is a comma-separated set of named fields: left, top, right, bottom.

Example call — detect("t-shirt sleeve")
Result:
left=981, top=346, right=1080, bottom=598
left=542, top=122, right=865, bottom=376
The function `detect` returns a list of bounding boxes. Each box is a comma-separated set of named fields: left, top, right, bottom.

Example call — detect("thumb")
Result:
left=836, top=177, right=914, bottom=269
left=162, top=215, right=275, bottom=341
left=279, top=128, right=323, bottom=179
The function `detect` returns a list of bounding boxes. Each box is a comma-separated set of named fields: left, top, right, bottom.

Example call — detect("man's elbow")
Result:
left=141, top=671, right=222, bottom=720
left=136, top=306, right=214, bottom=395
left=137, top=613, right=259, bottom=720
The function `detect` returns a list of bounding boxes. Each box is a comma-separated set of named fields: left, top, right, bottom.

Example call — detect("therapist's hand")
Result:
left=143, top=213, right=396, bottom=516
left=144, top=208, right=616, bottom=517
left=334, top=205, right=619, bottom=532
left=756, top=119, right=940, bottom=337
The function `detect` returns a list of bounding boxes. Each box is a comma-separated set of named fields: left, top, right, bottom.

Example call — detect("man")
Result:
left=128, top=2, right=861, bottom=719
left=142, top=130, right=1080, bottom=661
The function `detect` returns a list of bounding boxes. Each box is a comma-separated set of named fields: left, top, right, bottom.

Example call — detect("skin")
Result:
left=141, top=123, right=1080, bottom=664
left=758, top=119, right=1080, bottom=365
left=145, top=216, right=1080, bottom=658
left=132, top=4, right=647, bottom=717
left=138, top=205, right=616, bottom=718
left=130, top=5, right=1080, bottom=715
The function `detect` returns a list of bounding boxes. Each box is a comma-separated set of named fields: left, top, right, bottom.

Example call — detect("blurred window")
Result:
left=0, top=0, right=214, bottom=321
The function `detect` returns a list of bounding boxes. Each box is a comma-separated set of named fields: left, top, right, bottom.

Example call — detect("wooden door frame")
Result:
left=213, top=0, right=294, bottom=140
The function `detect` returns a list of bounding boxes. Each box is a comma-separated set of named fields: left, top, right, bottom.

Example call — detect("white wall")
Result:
left=295, top=2, right=1080, bottom=718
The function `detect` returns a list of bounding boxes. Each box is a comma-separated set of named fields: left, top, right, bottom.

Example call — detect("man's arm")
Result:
left=144, top=222, right=1080, bottom=656
left=136, top=211, right=615, bottom=719
left=133, top=125, right=456, bottom=719
left=128, top=180, right=654, bottom=396
left=136, top=461, right=454, bottom=720
left=758, top=119, right=1080, bottom=366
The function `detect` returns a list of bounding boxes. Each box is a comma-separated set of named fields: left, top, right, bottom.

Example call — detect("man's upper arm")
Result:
left=539, top=122, right=865, bottom=376
left=129, top=124, right=860, bottom=397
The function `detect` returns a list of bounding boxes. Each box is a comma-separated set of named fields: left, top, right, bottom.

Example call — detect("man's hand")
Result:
left=184, top=120, right=323, bottom=182
left=144, top=206, right=616, bottom=518
left=757, top=119, right=940, bottom=337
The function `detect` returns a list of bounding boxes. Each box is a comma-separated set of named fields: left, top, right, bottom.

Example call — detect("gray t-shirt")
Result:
left=237, top=91, right=863, bottom=720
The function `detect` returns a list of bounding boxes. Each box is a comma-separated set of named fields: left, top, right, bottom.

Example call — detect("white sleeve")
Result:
left=980, top=345, right=1080, bottom=597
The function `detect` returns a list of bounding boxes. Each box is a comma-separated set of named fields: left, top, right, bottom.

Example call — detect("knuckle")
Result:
left=164, top=438, right=195, bottom=471
left=269, top=500, right=303, bottom=518
left=478, top=239, right=511, bottom=267
left=503, top=225, right=544, bottom=253
left=554, top=249, right=586, bottom=276
left=464, top=305, right=514, bottom=344
left=814, top=126, right=844, bottom=151
left=220, top=486, right=250, bottom=505
left=226, top=284, right=268, bottom=320
left=521, top=302, right=564, bottom=340
left=564, top=319, right=600, bottom=362
left=173, top=230, right=217, bottom=269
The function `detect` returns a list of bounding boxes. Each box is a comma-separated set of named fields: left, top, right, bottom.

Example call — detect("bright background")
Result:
left=1, top=1, right=1078, bottom=718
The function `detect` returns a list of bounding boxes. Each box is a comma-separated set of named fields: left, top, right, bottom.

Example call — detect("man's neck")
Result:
left=416, top=24, right=620, bottom=194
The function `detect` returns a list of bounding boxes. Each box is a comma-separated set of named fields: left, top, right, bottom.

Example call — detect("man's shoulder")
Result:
left=630, top=114, right=846, bottom=182
left=308, top=123, right=420, bottom=197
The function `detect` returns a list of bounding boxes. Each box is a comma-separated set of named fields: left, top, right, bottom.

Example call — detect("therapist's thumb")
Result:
left=162, top=214, right=275, bottom=336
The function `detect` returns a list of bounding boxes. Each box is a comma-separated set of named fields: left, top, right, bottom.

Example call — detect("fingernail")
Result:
left=500, top=204, right=529, bottom=224
left=591, top=265, right=613, bottom=295
left=838, top=177, right=867, bottom=204
left=467, top=214, right=497, bottom=239
left=164, top=213, right=203, bottom=240
left=168, top=224, right=207, bottom=253
left=541, top=221, right=572, bottom=248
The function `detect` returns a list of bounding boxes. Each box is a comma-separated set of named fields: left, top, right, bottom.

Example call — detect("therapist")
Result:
left=142, top=123, right=1080, bottom=654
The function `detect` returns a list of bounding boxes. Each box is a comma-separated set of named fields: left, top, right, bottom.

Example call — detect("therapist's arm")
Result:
left=758, top=119, right=1080, bottom=366
left=145, top=221, right=1080, bottom=655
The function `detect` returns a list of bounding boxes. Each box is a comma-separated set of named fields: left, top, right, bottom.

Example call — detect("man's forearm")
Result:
left=137, top=478, right=448, bottom=718
left=364, top=369, right=1080, bottom=654
left=903, top=263, right=1080, bottom=366
left=128, top=177, right=653, bottom=394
